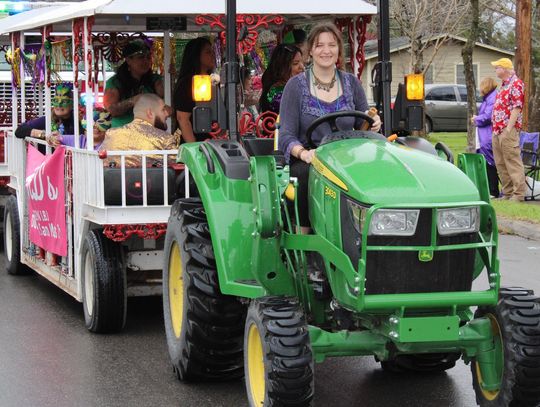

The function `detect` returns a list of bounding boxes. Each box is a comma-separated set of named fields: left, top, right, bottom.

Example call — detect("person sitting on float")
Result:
left=46, top=111, right=112, bottom=150
left=104, top=39, right=164, bottom=129
left=100, top=94, right=179, bottom=168
left=15, top=83, right=80, bottom=140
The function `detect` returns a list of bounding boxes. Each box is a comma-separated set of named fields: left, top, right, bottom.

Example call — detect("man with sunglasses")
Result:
left=104, top=40, right=164, bottom=128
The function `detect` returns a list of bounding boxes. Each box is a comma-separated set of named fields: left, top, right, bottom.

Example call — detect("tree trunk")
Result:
left=462, top=0, right=480, bottom=152
left=515, top=0, right=532, bottom=130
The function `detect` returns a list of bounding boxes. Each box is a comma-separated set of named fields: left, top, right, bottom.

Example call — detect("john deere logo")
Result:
left=418, top=250, right=434, bottom=262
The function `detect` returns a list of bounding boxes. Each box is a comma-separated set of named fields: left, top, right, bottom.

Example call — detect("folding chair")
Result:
left=520, top=131, right=540, bottom=200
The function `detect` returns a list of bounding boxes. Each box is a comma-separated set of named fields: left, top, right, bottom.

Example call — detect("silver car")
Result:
left=424, top=84, right=481, bottom=133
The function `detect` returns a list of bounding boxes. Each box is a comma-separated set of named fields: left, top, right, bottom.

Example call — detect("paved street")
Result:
left=0, top=235, right=538, bottom=407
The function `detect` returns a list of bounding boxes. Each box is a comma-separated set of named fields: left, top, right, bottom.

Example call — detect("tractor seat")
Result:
left=242, top=137, right=275, bottom=157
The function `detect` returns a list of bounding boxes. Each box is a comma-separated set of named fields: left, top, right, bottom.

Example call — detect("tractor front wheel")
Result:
left=244, top=297, right=314, bottom=407
left=163, top=198, right=245, bottom=381
left=472, top=287, right=540, bottom=406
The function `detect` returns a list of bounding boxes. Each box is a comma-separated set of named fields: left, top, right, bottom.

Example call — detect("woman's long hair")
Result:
left=173, top=37, right=213, bottom=95
left=259, top=44, right=302, bottom=110
left=114, top=61, right=156, bottom=101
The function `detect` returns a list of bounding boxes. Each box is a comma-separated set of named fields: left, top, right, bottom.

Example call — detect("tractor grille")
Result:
left=340, top=201, right=476, bottom=295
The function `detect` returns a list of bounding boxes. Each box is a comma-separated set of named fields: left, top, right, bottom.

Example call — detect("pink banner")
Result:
left=25, top=145, right=67, bottom=256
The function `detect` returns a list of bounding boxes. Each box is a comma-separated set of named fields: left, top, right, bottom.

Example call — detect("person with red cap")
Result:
left=490, top=57, right=526, bottom=201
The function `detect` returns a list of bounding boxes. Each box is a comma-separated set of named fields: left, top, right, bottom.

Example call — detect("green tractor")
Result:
left=162, top=1, right=540, bottom=406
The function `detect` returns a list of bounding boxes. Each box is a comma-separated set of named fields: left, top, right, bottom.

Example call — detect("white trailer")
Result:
left=0, top=0, right=376, bottom=333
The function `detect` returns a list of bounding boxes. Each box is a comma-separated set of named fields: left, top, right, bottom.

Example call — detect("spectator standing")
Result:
left=490, top=58, right=526, bottom=201
left=104, top=40, right=164, bottom=128
left=472, top=77, right=499, bottom=198
left=259, top=44, right=304, bottom=114
left=173, top=37, right=216, bottom=143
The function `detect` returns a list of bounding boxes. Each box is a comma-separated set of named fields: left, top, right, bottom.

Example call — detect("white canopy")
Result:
left=0, top=0, right=377, bottom=34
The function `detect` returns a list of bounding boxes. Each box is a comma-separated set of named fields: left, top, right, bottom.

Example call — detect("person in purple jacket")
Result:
left=472, top=77, right=499, bottom=197
left=278, top=22, right=381, bottom=230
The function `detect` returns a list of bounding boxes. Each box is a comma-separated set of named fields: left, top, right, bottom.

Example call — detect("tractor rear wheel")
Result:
left=471, top=287, right=540, bottom=407
left=381, top=352, right=460, bottom=373
left=163, top=198, right=245, bottom=381
left=244, top=297, right=314, bottom=407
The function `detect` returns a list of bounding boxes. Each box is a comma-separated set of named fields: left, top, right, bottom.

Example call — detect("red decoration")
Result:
left=103, top=223, right=168, bottom=242
left=335, top=18, right=355, bottom=74
left=72, top=18, right=84, bottom=87
left=195, top=14, right=284, bottom=54
left=86, top=17, right=95, bottom=85
left=207, top=122, right=228, bottom=140
left=210, top=110, right=278, bottom=140
left=355, top=16, right=372, bottom=80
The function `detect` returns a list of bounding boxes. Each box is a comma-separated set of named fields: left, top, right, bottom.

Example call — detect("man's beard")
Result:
left=154, top=116, right=168, bottom=131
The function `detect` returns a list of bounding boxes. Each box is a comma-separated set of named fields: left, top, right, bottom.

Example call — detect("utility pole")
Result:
left=515, top=0, right=532, bottom=130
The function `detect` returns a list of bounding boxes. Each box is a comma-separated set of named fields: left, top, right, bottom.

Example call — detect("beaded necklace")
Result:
left=311, top=68, right=341, bottom=116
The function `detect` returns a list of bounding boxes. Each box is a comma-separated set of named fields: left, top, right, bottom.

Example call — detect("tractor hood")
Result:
left=314, top=139, right=480, bottom=204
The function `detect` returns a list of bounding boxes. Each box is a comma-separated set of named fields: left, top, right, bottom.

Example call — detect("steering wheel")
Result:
left=305, top=110, right=376, bottom=149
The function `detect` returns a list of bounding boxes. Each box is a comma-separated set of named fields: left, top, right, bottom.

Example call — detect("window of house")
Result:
left=425, top=86, right=457, bottom=101
left=456, top=64, right=478, bottom=85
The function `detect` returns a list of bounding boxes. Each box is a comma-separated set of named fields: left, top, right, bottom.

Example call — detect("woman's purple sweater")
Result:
left=278, top=71, right=369, bottom=162
left=474, top=89, right=497, bottom=166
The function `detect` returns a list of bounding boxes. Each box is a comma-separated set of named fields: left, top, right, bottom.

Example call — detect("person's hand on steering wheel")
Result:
left=299, top=149, right=316, bottom=164
left=369, top=112, right=382, bottom=132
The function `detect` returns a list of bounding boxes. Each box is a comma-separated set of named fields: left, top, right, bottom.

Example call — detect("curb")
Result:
left=497, top=216, right=540, bottom=241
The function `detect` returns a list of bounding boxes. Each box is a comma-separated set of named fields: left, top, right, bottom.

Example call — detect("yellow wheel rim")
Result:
left=475, top=314, right=503, bottom=401
left=247, top=322, right=266, bottom=406
left=169, top=241, right=184, bottom=339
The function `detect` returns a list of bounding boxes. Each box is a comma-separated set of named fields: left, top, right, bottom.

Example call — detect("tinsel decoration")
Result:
left=150, top=38, right=177, bottom=77
left=12, top=48, right=21, bottom=88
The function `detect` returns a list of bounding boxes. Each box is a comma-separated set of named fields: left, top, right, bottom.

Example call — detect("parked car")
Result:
left=424, top=84, right=481, bottom=133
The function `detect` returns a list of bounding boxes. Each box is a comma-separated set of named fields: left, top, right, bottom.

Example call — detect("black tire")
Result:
left=425, top=116, right=433, bottom=134
left=244, top=297, right=314, bottom=407
left=472, top=287, right=540, bottom=406
left=163, top=198, right=245, bottom=381
left=381, top=352, right=460, bottom=373
left=81, top=229, right=126, bottom=333
left=3, top=195, right=28, bottom=275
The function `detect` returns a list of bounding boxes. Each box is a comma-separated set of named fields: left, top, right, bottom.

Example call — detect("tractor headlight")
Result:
left=369, top=209, right=419, bottom=236
left=346, top=199, right=367, bottom=235
left=437, top=206, right=480, bottom=236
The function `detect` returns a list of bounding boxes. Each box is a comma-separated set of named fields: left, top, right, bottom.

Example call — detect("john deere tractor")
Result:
left=162, top=1, right=540, bottom=406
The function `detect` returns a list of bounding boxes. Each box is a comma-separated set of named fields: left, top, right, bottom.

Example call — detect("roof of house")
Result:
left=364, top=34, right=514, bottom=61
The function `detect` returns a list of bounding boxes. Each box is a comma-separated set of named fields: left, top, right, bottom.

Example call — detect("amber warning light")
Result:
left=192, top=75, right=212, bottom=102
left=405, top=74, right=424, bottom=101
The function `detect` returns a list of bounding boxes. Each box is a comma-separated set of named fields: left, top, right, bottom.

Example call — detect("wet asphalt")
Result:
left=0, top=234, right=539, bottom=407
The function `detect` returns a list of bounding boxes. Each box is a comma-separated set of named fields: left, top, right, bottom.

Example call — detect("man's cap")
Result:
left=491, top=57, right=513, bottom=70
left=123, top=40, right=150, bottom=58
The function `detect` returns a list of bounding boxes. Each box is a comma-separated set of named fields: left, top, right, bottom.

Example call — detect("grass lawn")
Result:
left=427, top=132, right=468, bottom=159
left=428, top=132, right=540, bottom=225
left=492, top=200, right=540, bottom=224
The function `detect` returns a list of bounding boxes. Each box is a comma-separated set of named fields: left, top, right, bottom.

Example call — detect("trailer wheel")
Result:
left=3, top=195, right=28, bottom=275
left=380, top=352, right=460, bottom=373
left=244, top=297, right=314, bottom=407
left=471, top=287, right=540, bottom=407
left=163, top=198, right=245, bottom=381
left=81, top=229, right=126, bottom=333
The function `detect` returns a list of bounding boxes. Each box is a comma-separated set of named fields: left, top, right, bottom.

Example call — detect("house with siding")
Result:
left=360, top=34, right=514, bottom=103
